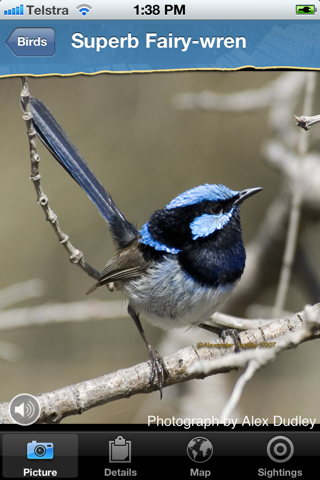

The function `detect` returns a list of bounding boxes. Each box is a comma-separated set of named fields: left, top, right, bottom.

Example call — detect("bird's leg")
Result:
left=127, top=304, right=168, bottom=398
left=199, top=323, right=241, bottom=352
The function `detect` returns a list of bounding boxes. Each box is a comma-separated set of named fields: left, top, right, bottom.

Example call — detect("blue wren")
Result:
left=27, top=96, right=262, bottom=398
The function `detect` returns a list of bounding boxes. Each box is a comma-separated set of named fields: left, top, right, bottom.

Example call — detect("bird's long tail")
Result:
left=27, top=96, right=138, bottom=249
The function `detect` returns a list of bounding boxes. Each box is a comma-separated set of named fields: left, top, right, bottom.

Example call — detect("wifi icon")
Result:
left=77, top=4, right=92, bottom=16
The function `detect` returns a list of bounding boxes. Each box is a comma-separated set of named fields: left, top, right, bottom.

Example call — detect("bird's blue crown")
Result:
left=166, top=183, right=238, bottom=209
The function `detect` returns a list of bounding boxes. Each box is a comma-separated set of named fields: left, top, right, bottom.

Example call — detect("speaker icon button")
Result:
left=9, top=393, right=41, bottom=426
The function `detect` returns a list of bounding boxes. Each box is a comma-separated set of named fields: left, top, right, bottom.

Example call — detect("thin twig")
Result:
left=173, top=72, right=308, bottom=149
left=295, top=114, right=320, bottom=131
left=0, top=279, right=45, bottom=310
left=273, top=73, right=317, bottom=317
left=211, top=311, right=271, bottom=329
left=219, top=360, right=258, bottom=423
left=0, top=300, right=127, bottom=330
left=173, top=72, right=306, bottom=113
left=20, top=77, right=100, bottom=280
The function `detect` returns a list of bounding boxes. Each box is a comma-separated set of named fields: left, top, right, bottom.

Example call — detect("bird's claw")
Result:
left=220, top=328, right=241, bottom=352
left=200, top=323, right=242, bottom=352
left=147, top=346, right=168, bottom=399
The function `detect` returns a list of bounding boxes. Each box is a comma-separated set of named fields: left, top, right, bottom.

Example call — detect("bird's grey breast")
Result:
left=124, top=256, right=236, bottom=329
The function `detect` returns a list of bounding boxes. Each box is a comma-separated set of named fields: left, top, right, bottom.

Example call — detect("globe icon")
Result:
left=187, top=437, right=213, bottom=463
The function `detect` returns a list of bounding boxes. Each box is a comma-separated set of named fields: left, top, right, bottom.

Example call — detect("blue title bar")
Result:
left=1, top=20, right=320, bottom=76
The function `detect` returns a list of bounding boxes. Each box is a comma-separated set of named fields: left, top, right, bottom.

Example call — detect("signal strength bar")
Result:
left=4, top=5, right=24, bottom=15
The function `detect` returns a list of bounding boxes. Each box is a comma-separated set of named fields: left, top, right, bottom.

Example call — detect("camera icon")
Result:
left=27, top=441, right=54, bottom=460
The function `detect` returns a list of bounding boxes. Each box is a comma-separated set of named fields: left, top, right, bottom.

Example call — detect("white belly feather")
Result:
left=124, top=256, right=236, bottom=330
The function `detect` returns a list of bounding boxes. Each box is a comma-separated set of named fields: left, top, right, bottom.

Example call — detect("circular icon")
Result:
left=34, top=445, right=46, bottom=457
left=267, top=436, right=294, bottom=463
left=9, top=393, right=41, bottom=426
left=187, top=436, right=213, bottom=463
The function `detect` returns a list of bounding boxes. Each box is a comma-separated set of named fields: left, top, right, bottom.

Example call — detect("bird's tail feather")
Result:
left=27, top=96, right=138, bottom=249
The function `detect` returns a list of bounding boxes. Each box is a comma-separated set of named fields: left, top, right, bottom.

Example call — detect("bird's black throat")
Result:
left=178, top=211, right=246, bottom=287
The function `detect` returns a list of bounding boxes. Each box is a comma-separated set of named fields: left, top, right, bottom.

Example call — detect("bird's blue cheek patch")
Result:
left=190, top=208, right=235, bottom=240
left=139, top=223, right=181, bottom=254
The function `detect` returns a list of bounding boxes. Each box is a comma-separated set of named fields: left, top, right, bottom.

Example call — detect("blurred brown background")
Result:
left=0, top=72, right=319, bottom=424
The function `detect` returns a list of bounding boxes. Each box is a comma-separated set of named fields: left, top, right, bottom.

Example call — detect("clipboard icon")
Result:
left=109, top=436, right=131, bottom=463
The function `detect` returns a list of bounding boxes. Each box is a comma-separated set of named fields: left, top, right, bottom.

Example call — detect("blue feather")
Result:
left=28, top=96, right=138, bottom=249
left=166, top=184, right=239, bottom=210
left=139, top=223, right=181, bottom=254
left=190, top=207, right=235, bottom=240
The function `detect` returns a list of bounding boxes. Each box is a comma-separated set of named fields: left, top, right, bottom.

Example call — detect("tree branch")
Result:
left=193, top=303, right=320, bottom=421
left=273, top=72, right=316, bottom=316
left=0, top=279, right=45, bottom=310
left=0, top=303, right=319, bottom=423
left=295, top=114, right=320, bottom=131
left=0, top=299, right=127, bottom=330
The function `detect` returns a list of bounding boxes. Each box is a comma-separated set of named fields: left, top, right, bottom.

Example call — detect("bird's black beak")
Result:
left=233, top=187, right=263, bottom=206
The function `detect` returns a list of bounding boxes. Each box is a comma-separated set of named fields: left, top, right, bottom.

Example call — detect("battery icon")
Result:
left=296, top=5, right=316, bottom=14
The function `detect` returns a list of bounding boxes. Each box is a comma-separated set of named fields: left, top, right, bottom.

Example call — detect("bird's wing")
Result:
left=87, top=242, right=153, bottom=294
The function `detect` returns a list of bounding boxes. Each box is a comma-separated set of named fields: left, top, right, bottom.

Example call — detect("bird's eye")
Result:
left=211, top=205, right=223, bottom=215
